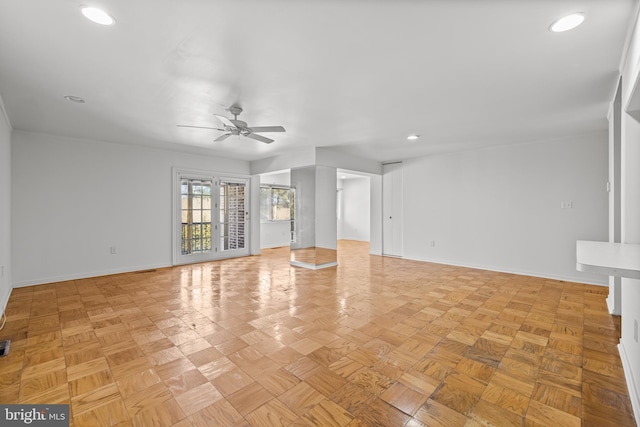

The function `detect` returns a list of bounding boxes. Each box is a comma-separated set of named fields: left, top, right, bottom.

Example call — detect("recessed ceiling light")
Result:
left=549, top=13, right=584, bottom=32
left=64, top=95, right=85, bottom=103
left=81, top=7, right=115, bottom=25
left=407, top=134, right=420, bottom=141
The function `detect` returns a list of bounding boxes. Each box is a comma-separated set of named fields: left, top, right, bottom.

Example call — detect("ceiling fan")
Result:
left=177, top=105, right=286, bottom=144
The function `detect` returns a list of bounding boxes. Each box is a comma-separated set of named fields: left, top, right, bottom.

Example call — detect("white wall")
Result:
left=619, top=8, right=640, bottom=419
left=11, top=131, right=249, bottom=287
left=315, top=166, right=337, bottom=250
left=290, top=166, right=316, bottom=250
left=0, top=99, right=11, bottom=313
left=402, top=134, right=608, bottom=284
left=338, top=177, right=370, bottom=242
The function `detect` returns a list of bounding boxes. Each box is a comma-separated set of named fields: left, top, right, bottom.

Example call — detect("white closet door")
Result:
left=382, top=162, right=403, bottom=257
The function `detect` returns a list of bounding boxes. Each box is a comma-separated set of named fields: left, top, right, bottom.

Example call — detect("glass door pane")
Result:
left=219, top=180, right=247, bottom=253
left=180, top=178, right=213, bottom=256
left=175, top=172, right=249, bottom=265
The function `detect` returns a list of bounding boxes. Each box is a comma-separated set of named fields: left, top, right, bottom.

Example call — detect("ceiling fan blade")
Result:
left=246, top=133, right=274, bottom=144
left=177, top=124, right=225, bottom=131
left=214, top=133, right=232, bottom=142
left=214, top=114, right=237, bottom=129
left=248, top=126, right=286, bottom=133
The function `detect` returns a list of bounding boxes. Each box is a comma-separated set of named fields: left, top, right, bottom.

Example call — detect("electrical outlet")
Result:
left=430, top=240, right=436, bottom=247
left=110, top=246, right=117, bottom=255
left=560, top=201, right=573, bottom=209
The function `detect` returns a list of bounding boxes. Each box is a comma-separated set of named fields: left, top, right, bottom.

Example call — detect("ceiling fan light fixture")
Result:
left=81, top=7, right=115, bottom=25
left=407, top=134, right=420, bottom=141
left=549, top=13, right=584, bottom=32
left=64, top=95, right=85, bottom=103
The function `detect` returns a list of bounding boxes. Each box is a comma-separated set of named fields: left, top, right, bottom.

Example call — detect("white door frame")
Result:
left=172, top=168, right=250, bottom=265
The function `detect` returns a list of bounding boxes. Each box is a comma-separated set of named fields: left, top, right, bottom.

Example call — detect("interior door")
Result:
left=383, top=162, right=403, bottom=257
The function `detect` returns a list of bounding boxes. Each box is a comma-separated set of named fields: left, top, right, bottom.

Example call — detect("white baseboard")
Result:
left=12, top=263, right=170, bottom=288
left=618, top=339, right=640, bottom=426
left=401, top=255, right=609, bottom=286
left=260, top=244, right=290, bottom=249
left=290, top=260, right=337, bottom=270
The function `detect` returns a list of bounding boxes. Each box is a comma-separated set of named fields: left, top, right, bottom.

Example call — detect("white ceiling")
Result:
left=0, top=0, right=636, bottom=163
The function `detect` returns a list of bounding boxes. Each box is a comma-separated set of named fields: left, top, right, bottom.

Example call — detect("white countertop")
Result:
left=576, top=240, right=640, bottom=279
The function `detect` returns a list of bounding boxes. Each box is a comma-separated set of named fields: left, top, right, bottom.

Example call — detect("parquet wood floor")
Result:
left=0, top=240, right=636, bottom=426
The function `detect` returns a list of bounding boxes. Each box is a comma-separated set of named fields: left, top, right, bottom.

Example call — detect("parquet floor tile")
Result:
left=0, top=240, right=636, bottom=426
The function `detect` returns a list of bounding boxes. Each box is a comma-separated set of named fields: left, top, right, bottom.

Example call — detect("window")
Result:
left=260, top=186, right=294, bottom=221
left=260, top=185, right=295, bottom=243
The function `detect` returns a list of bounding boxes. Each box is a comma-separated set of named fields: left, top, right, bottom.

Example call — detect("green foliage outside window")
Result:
left=260, top=186, right=294, bottom=221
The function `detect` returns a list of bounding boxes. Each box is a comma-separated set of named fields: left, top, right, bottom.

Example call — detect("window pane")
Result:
left=202, top=196, right=211, bottom=209
left=192, top=210, right=202, bottom=223
left=191, top=224, right=200, bottom=239
left=260, top=187, right=292, bottom=221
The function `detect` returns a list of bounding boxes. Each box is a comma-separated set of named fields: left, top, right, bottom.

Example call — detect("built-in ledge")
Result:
left=576, top=240, right=640, bottom=279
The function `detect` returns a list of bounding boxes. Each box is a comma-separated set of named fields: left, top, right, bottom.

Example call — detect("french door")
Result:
left=174, top=170, right=249, bottom=265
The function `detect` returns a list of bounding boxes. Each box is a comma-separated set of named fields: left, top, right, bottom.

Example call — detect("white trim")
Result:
left=618, top=340, right=640, bottom=426
left=12, top=263, right=169, bottom=288
left=290, top=260, right=337, bottom=270
left=172, top=168, right=251, bottom=266
left=606, top=295, right=622, bottom=316
left=400, top=255, right=608, bottom=286
left=261, top=243, right=290, bottom=249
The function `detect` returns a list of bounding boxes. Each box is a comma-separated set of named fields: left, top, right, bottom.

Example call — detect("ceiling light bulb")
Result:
left=407, top=135, right=419, bottom=140
left=81, top=7, right=115, bottom=25
left=550, top=13, right=584, bottom=32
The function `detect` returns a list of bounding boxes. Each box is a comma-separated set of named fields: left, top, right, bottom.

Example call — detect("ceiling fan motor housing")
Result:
left=228, top=106, right=243, bottom=117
